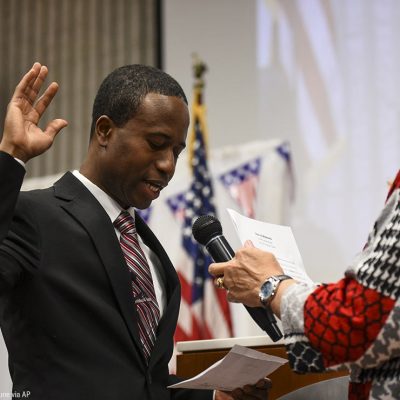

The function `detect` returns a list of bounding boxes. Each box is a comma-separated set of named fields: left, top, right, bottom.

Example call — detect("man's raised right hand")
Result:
left=0, top=62, right=68, bottom=163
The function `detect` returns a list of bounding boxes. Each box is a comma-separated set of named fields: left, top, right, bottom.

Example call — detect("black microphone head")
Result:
left=192, top=215, right=222, bottom=246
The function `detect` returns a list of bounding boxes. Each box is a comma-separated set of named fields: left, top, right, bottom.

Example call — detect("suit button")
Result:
left=146, top=372, right=152, bottom=384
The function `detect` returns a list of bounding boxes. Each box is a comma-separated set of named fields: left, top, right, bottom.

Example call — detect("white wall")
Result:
left=163, top=0, right=259, bottom=150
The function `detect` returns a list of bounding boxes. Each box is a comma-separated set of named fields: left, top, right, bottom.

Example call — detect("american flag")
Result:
left=167, top=82, right=233, bottom=341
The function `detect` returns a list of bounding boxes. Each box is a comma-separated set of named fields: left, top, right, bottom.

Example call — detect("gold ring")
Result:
left=216, top=276, right=225, bottom=289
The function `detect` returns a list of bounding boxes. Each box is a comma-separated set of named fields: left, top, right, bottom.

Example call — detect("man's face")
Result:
left=95, top=93, right=189, bottom=209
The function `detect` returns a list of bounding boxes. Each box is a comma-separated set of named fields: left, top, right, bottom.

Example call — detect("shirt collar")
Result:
left=72, top=170, right=135, bottom=223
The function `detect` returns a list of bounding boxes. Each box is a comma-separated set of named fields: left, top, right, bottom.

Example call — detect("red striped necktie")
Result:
left=114, top=211, right=160, bottom=361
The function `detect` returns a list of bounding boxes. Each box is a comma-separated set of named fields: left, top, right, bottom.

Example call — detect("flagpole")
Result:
left=189, top=54, right=209, bottom=169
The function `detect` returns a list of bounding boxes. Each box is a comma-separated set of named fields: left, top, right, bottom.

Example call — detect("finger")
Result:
left=25, top=65, right=49, bottom=105
left=215, top=390, right=234, bottom=400
left=43, top=119, right=68, bottom=141
left=12, top=63, right=42, bottom=101
left=231, top=390, right=258, bottom=400
left=209, top=262, right=227, bottom=276
left=34, top=82, right=59, bottom=118
left=242, top=385, right=269, bottom=400
left=244, top=240, right=255, bottom=248
left=255, top=378, right=271, bottom=389
left=230, top=388, right=243, bottom=400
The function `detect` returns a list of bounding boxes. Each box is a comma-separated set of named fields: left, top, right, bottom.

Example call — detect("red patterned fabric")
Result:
left=348, top=381, right=372, bottom=400
left=304, top=277, right=395, bottom=367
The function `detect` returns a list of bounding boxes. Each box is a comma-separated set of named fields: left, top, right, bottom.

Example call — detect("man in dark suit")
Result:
left=0, top=63, right=269, bottom=400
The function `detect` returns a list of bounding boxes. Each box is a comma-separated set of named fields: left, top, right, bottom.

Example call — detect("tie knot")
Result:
left=114, top=211, right=136, bottom=235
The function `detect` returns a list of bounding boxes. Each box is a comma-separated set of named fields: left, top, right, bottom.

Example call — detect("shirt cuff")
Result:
left=280, top=282, right=316, bottom=335
left=14, top=157, right=26, bottom=168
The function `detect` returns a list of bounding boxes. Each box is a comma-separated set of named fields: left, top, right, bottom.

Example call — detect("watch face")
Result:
left=259, top=275, right=291, bottom=306
left=260, top=281, right=274, bottom=299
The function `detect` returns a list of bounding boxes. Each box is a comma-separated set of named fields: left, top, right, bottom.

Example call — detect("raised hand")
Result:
left=0, top=62, right=68, bottom=162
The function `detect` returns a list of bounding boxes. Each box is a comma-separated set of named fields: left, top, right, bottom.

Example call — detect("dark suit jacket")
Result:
left=0, top=151, right=211, bottom=400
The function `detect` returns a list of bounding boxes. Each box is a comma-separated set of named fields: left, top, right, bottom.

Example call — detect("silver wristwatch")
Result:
left=259, top=274, right=292, bottom=307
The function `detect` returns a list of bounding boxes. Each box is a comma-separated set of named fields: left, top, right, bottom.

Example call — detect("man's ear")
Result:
left=94, top=115, right=115, bottom=147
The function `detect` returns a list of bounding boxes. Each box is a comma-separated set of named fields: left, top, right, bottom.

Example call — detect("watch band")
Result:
left=272, top=274, right=292, bottom=281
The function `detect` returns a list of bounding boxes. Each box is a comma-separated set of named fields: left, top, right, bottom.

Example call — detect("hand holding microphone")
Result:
left=209, top=240, right=285, bottom=306
left=192, top=215, right=288, bottom=342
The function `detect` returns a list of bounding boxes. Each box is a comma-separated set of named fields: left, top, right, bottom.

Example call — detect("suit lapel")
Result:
left=53, top=173, right=146, bottom=363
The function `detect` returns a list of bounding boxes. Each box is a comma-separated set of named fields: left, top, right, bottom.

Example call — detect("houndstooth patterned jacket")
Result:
left=280, top=170, right=400, bottom=400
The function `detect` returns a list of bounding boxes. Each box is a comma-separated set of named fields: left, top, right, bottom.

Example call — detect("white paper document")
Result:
left=168, top=345, right=287, bottom=391
left=227, top=208, right=313, bottom=285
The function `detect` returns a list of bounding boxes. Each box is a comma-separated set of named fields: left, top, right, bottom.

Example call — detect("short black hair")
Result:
left=90, top=64, right=188, bottom=138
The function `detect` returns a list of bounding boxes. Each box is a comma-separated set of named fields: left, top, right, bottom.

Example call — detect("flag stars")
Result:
left=223, top=175, right=234, bottom=185
left=197, top=258, right=205, bottom=266
left=195, top=165, right=207, bottom=176
left=185, top=208, right=195, bottom=218
left=202, top=187, right=211, bottom=197
left=194, top=182, right=203, bottom=191
left=194, top=277, right=203, bottom=286
left=185, top=192, right=195, bottom=201
left=193, top=139, right=201, bottom=151
left=193, top=198, right=202, bottom=209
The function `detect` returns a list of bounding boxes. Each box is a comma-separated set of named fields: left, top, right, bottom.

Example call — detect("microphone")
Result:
left=192, top=215, right=283, bottom=342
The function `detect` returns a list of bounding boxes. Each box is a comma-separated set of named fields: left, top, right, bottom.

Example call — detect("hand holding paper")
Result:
left=227, top=209, right=313, bottom=285
left=168, top=345, right=286, bottom=391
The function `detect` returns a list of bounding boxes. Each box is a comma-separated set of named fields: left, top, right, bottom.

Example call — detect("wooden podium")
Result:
left=176, top=336, right=348, bottom=399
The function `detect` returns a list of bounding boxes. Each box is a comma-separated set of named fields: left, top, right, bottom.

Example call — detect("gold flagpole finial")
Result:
left=192, top=54, right=208, bottom=97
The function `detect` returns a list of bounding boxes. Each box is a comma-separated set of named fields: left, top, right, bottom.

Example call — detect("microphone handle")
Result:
left=206, top=236, right=283, bottom=342
left=206, top=235, right=235, bottom=260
